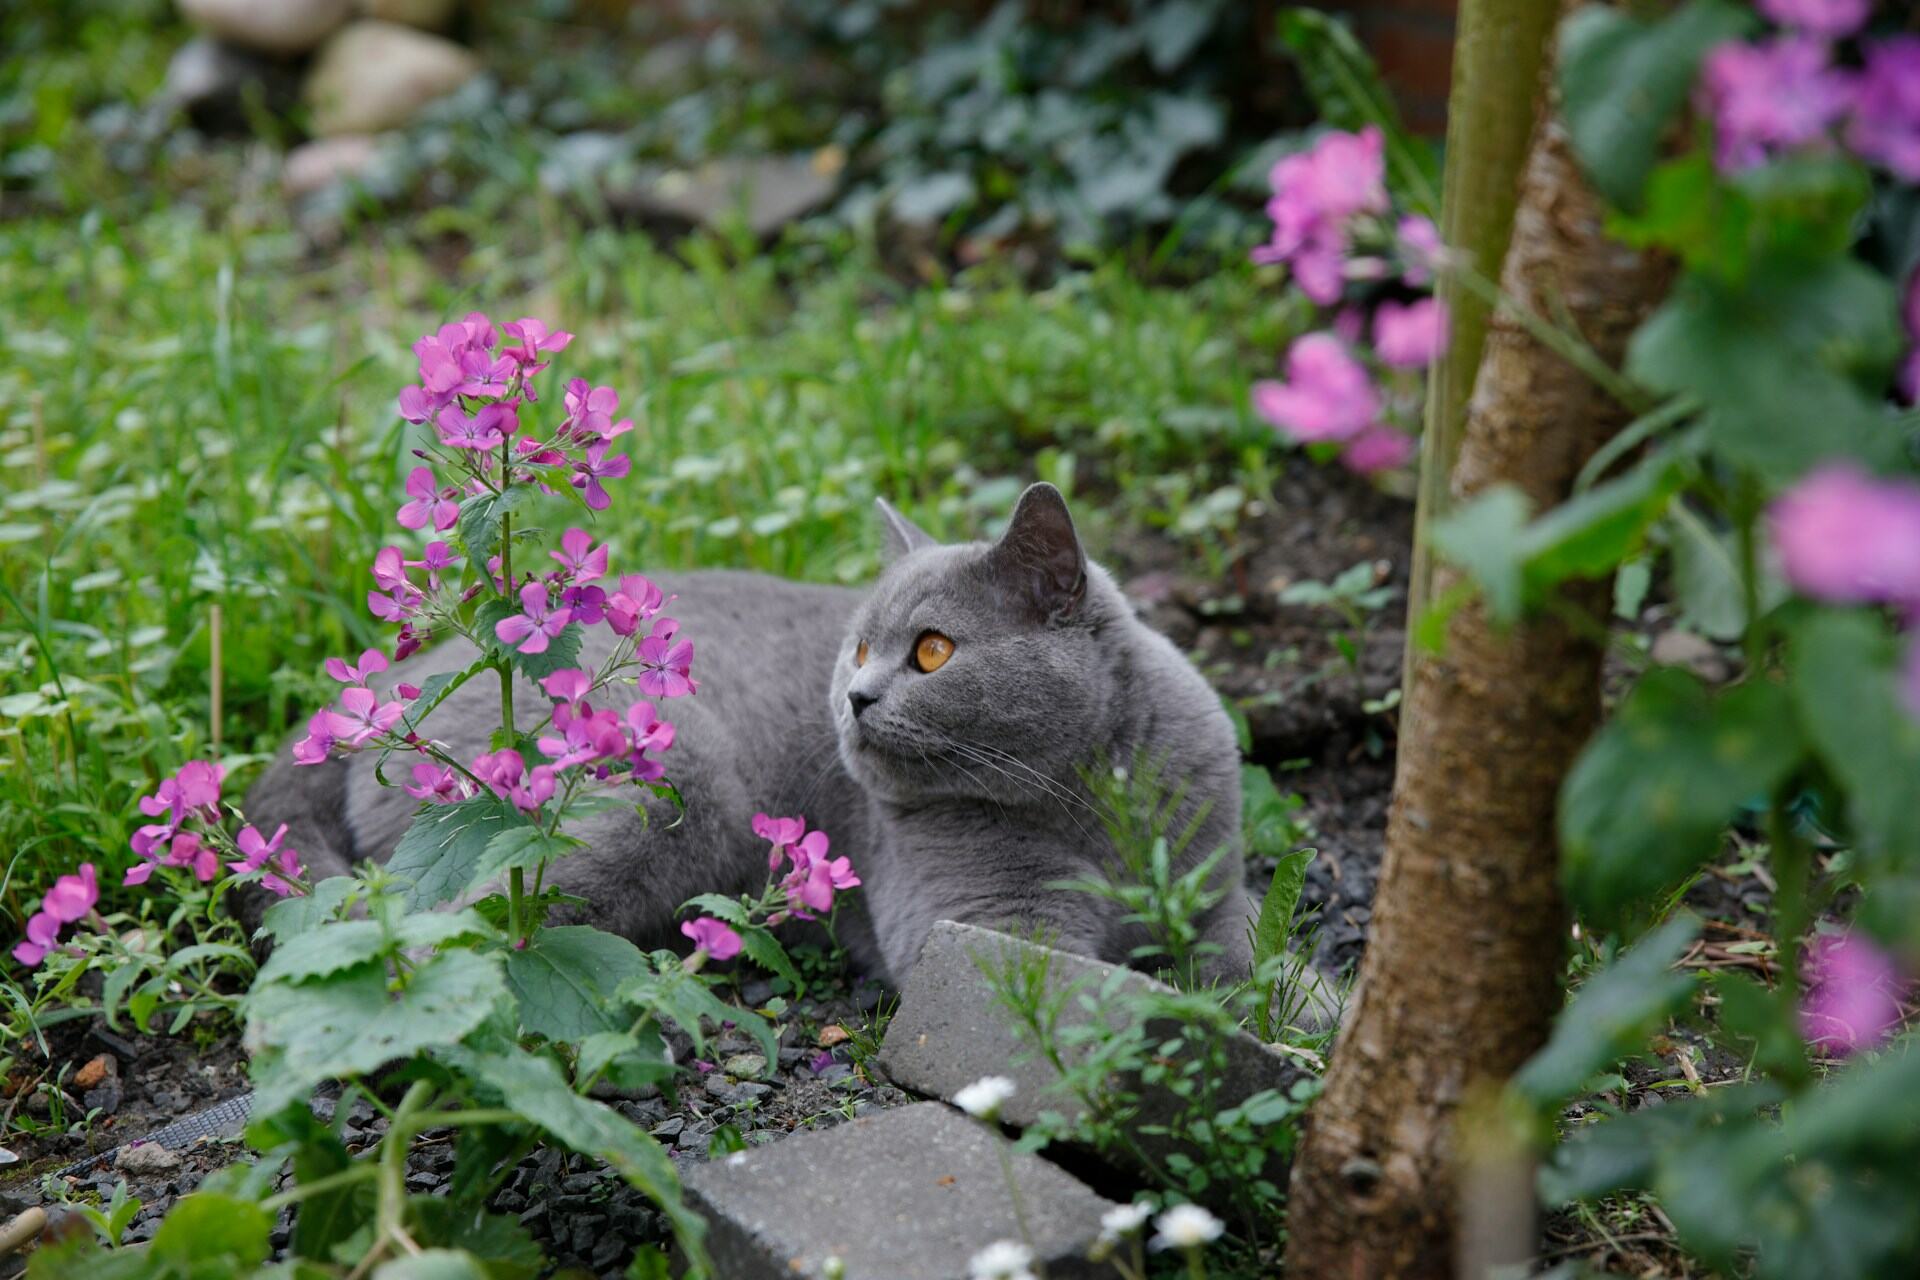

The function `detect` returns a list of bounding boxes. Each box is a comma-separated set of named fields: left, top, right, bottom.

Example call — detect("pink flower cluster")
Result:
left=1768, top=463, right=1920, bottom=709
left=122, top=760, right=306, bottom=895
left=753, top=812, right=860, bottom=922
left=1248, top=126, right=1446, bottom=475
left=1799, top=932, right=1907, bottom=1055
left=1700, top=4, right=1920, bottom=179
left=292, top=312, right=695, bottom=837
left=13, top=864, right=99, bottom=967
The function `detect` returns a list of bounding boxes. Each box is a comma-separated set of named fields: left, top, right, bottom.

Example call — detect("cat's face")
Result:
left=831, top=485, right=1122, bottom=805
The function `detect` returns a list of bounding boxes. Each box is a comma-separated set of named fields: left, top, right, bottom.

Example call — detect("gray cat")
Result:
left=246, top=484, right=1255, bottom=986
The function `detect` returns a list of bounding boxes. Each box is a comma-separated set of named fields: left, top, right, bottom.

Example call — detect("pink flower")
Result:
left=472, top=749, right=526, bottom=795
left=1767, top=464, right=1920, bottom=605
left=753, top=812, right=808, bottom=869
left=571, top=441, right=631, bottom=511
left=500, top=318, right=573, bottom=378
left=1251, top=127, right=1387, bottom=306
left=606, top=574, right=666, bottom=637
left=1341, top=425, right=1417, bottom=475
left=437, top=403, right=516, bottom=451
left=41, top=864, right=98, bottom=924
left=562, top=379, right=619, bottom=441
left=1251, top=334, right=1381, bottom=444
left=227, top=825, right=303, bottom=893
left=292, top=709, right=336, bottom=766
left=1758, top=0, right=1869, bottom=38
left=174, top=761, right=225, bottom=812
left=562, top=584, right=607, bottom=626
left=495, top=583, right=573, bottom=655
left=13, top=912, right=61, bottom=967
left=163, top=831, right=220, bottom=882
left=325, top=649, right=389, bottom=687
left=408, top=541, right=460, bottom=591
left=325, top=687, right=406, bottom=747
left=538, top=702, right=628, bottom=771
left=397, top=467, right=459, bottom=532
left=1396, top=215, right=1444, bottom=286
left=1373, top=298, right=1450, bottom=369
left=625, top=702, right=674, bottom=780
left=550, top=528, right=608, bottom=582
left=681, top=916, right=742, bottom=961
left=1699, top=37, right=1853, bottom=173
left=404, top=763, right=470, bottom=804
left=540, top=668, right=596, bottom=706
left=637, top=618, right=696, bottom=698
left=1799, top=933, right=1905, bottom=1055
left=1846, top=37, right=1920, bottom=181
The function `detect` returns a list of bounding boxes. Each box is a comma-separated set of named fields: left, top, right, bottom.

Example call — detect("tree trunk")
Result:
left=1283, top=120, right=1674, bottom=1280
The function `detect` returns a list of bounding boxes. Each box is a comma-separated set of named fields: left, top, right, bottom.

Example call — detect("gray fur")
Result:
left=246, top=484, right=1253, bottom=985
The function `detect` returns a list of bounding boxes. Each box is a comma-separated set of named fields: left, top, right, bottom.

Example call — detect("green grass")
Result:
left=0, top=202, right=1297, bottom=922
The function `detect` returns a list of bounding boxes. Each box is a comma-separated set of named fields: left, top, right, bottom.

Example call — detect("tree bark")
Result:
left=1283, top=121, right=1674, bottom=1280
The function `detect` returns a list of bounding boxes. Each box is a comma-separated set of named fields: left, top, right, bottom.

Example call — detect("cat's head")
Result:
left=831, top=484, right=1129, bottom=805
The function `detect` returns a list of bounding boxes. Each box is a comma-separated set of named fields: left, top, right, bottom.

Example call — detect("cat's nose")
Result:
left=848, top=689, right=878, bottom=720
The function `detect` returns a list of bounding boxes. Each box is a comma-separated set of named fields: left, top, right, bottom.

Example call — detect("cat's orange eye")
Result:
left=913, top=631, right=955, bottom=673
left=855, top=641, right=870, bottom=668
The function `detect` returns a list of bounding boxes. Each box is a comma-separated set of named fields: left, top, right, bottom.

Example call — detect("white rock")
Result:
left=177, top=0, right=352, bottom=56
left=283, top=133, right=384, bottom=198
left=114, top=1141, right=183, bottom=1176
left=359, top=0, right=458, bottom=30
left=303, top=20, right=480, bottom=136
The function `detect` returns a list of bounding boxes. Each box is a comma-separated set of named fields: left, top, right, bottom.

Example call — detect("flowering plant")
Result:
left=31, top=313, right=862, bottom=1279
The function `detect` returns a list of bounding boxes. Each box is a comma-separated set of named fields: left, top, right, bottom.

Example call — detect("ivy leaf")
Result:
left=388, top=796, right=531, bottom=910
left=246, top=950, right=510, bottom=1115
left=505, top=925, right=651, bottom=1043
left=1560, top=670, right=1804, bottom=929
left=441, top=1044, right=708, bottom=1271
left=1558, top=0, right=1755, bottom=210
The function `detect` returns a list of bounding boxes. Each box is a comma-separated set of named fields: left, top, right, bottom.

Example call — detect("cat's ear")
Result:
left=988, top=483, right=1087, bottom=621
left=876, top=498, right=937, bottom=561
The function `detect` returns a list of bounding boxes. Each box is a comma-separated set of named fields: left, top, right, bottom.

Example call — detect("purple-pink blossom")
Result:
left=1396, top=215, right=1444, bottom=286
left=1698, top=37, right=1853, bottom=173
left=228, top=824, right=304, bottom=896
left=41, top=863, right=98, bottom=924
left=1251, top=334, right=1382, bottom=445
left=562, top=379, right=620, bottom=441
left=637, top=618, right=696, bottom=698
left=754, top=812, right=808, bottom=868
left=625, top=702, right=675, bottom=781
left=1252, top=127, right=1388, bottom=306
left=540, top=667, right=595, bottom=706
left=571, top=441, right=631, bottom=511
left=437, top=403, right=516, bottom=451
left=1340, top=425, right=1417, bottom=475
left=606, top=574, right=666, bottom=637
left=1847, top=37, right=1920, bottom=182
left=1758, top=0, right=1869, bottom=38
left=500, top=318, right=573, bottom=379
left=1800, top=933, right=1906, bottom=1055
left=551, top=527, right=608, bottom=582
left=325, top=687, right=407, bottom=747
left=325, top=649, right=388, bottom=687
left=495, top=583, right=573, bottom=655
left=681, top=916, right=742, bottom=961
left=404, top=763, right=470, bottom=805
left=397, top=467, right=460, bottom=532
left=292, top=709, right=336, bottom=766
left=1373, top=298, right=1450, bottom=369
left=1767, top=464, right=1920, bottom=605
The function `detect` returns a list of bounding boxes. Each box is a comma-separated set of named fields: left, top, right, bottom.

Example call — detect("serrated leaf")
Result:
left=257, top=920, right=391, bottom=985
left=469, top=825, right=584, bottom=894
left=735, top=924, right=805, bottom=996
left=505, top=925, right=651, bottom=1042
left=1558, top=0, right=1755, bottom=210
left=615, top=956, right=775, bottom=1067
left=245, top=950, right=509, bottom=1115
left=388, top=796, right=532, bottom=909
left=259, top=876, right=358, bottom=943
left=677, top=893, right=751, bottom=927
left=439, top=1044, right=708, bottom=1272
left=457, top=485, right=530, bottom=567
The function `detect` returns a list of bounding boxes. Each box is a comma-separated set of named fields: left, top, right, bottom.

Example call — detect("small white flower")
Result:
left=968, top=1239, right=1036, bottom=1280
left=953, top=1074, right=1018, bottom=1121
left=726, top=1151, right=749, bottom=1168
left=1099, top=1200, right=1154, bottom=1242
left=1150, top=1203, right=1225, bottom=1252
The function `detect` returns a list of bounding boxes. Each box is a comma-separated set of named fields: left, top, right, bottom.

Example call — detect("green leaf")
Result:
left=734, top=923, right=806, bottom=996
left=1430, top=485, right=1531, bottom=622
left=457, top=485, right=529, bottom=567
left=1519, top=453, right=1682, bottom=591
left=469, top=825, right=584, bottom=894
left=292, top=1129, right=372, bottom=1260
left=1710, top=970, right=1808, bottom=1085
left=616, top=955, right=775, bottom=1066
left=440, top=1045, right=708, bottom=1273
left=256, top=910, right=493, bottom=986
left=1561, top=671, right=1804, bottom=929
left=505, top=925, right=651, bottom=1043
left=150, top=1192, right=273, bottom=1271
left=260, top=876, right=357, bottom=943
left=1628, top=256, right=1903, bottom=480
left=388, top=796, right=532, bottom=909
left=576, top=1028, right=677, bottom=1092
left=373, top=1250, right=492, bottom=1280
left=1790, top=611, right=1920, bottom=874
left=677, top=893, right=751, bottom=928
left=1510, top=914, right=1699, bottom=1108
left=1666, top=504, right=1758, bottom=641
left=1242, top=765, right=1307, bottom=859
left=411, top=1199, right=544, bottom=1280
left=1275, top=7, right=1439, bottom=214
left=1253, top=848, right=1314, bottom=972
left=1558, top=0, right=1755, bottom=210
left=245, top=950, right=510, bottom=1114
